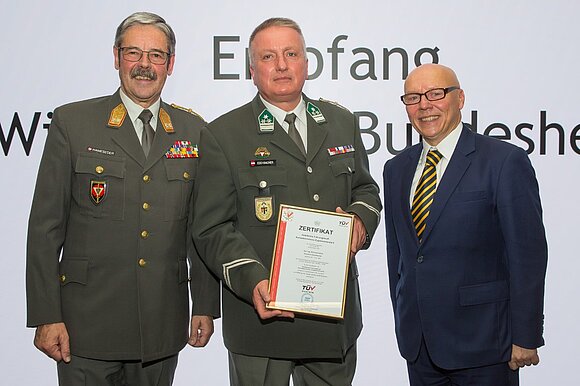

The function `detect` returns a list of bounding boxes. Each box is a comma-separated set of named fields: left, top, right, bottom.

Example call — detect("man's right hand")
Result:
left=252, top=279, right=294, bottom=320
left=34, top=322, right=71, bottom=363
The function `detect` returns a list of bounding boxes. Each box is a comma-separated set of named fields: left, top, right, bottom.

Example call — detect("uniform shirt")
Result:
left=119, top=89, right=160, bottom=144
left=409, top=122, right=463, bottom=208
left=260, top=95, right=308, bottom=150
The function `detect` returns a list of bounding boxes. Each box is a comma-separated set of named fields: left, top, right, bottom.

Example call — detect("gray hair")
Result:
left=115, top=12, right=176, bottom=55
left=248, top=17, right=306, bottom=66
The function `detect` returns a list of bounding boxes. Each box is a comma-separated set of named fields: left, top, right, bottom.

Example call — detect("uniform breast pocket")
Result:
left=74, top=153, right=126, bottom=220
left=329, top=156, right=355, bottom=204
left=164, top=159, right=196, bottom=221
left=237, top=167, right=288, bottom=226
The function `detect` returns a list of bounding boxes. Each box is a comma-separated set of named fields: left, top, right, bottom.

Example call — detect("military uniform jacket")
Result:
left=26, top=90, right=220, bottom=362
left=193, top=94, right=381, bottom=358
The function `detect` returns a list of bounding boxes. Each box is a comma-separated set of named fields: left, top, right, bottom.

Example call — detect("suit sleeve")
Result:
left=192, top=127, right=269, bottom=304
left=497, top=147, right=548, bottom=349
left=344, top=112, right=382, bottom=247
left=383, top=160, right=400, bottom=310
left=26, top=108, right=72, bottom=327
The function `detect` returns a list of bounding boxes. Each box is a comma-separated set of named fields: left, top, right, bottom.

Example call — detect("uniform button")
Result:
left=313, top=194, right=320, bottom=202
left=95, top=166, right=104, bottom=174
left=143, top=175, right=150, bottom=182
left=142, top=202, right=150, bottom=211
left=417, top=255, right=424, bottom=263
left=60, top=274, right=66, bottom=283
left=183, top=172, right=190, bottom=180
left=259, top=180, right=267, bottom=189
left=141, top=230, right=149, bottom=239
left=138, top=258, right=147, bottom=267
left=307, top=166, right=313, bottom=173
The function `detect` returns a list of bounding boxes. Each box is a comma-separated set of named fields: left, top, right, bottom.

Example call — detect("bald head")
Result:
left=402, top=64, right=465, bottom=146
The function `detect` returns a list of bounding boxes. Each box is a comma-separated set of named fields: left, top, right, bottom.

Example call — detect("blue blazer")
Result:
left=383, top=124, right=547, bottom=370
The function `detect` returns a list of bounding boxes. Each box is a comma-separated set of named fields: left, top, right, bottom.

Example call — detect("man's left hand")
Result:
left=188, top=315, right=214, bottom=347
left=508, top=344, right=540, bottom=370
left=336, top=207, right=367, bottom=261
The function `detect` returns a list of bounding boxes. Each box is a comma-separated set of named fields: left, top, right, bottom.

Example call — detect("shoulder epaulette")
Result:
left=170, top=103, right=205, bottom=121
left=318, top=97, right=351, bottom=112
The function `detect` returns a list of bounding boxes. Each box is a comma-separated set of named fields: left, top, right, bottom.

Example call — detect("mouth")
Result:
left=419, top=115, right=439, bottom=122
left=131, top=68, right=157, bottom=81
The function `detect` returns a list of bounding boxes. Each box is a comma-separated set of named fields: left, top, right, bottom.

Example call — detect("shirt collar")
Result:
left=420, top=122, right=463, bottom=163
left=259, top=95, right=306, bottom=127
left=119, top=88, right=161, bottom=128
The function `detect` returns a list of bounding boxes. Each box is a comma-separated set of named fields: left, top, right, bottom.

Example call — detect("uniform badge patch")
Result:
left=255, top=147, right=271, bottom=158
left=307, top=102, right=326, bottom=124
left=255, top=196, right=273, bottom=222
left=165, top=140, right=199, bottom=158
left=258, top=109, right=275, bottom=132
left=250, top=159, right=276, bottom=167
left=327, top=144, right=355, bottom=156
left=90, top=180, right=107, bottom=205
left=108, top=103, right=127, bottom=128
left=159, top=108, right=175, bottom=133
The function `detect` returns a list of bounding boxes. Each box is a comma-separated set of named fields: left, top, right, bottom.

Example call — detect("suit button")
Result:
left=138, top=259, right=147, bottom=267
left=141, top=230, right=149, bottom=239
left=183, top=172, right=190, bottom=180
left=143, top=175, right=150, bottom=182
left=95, top=166, right=104, bottom=174
left=142, top=202, right=150, bottom=211
left=417, top=255, right=424, bottom=263
left=259, top=180, right=267, bottom=189
left=60, top=274, right=66, bottom=283
left=307, top=166, right=313, bottom=173
left=313, top=194, right=320, bottom=202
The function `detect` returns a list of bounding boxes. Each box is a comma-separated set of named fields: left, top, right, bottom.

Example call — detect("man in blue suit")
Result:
left=383, top=64, right=547, bottom=385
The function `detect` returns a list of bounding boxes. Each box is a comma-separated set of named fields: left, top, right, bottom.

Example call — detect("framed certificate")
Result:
left=267, top=204, right=354, bottom=319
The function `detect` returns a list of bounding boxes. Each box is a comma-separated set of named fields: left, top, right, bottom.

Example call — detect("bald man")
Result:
left=382, top=64, right=547, bottom=385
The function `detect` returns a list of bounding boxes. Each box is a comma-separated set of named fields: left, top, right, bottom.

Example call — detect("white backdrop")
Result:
left=2, top=1, right=578, bottom=385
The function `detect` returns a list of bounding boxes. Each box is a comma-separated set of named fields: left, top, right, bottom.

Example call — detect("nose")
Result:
left=418, top=94, right=432, bottom=109
left=275, top=55, right=288, bottom=71
left=138, top=52, right=151, bottom=67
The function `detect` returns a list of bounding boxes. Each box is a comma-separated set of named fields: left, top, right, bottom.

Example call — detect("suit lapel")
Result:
left=304, top=97, right=328, bottom=165
left=420, top=126, right=475, bottom=244
left=403, top=145, right=423, bottom=243
left=107, top=92, right=146, bottom=167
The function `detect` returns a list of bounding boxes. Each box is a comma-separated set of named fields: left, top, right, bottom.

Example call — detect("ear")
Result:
left=113, top=46, right=120, bottom=70
left=166, top=54, right=175, bottom=76
left=458, top=89, right=465, bottom=109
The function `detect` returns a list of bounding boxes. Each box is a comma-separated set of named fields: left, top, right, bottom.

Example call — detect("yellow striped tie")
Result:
left=411, top=149, right=443, bottom=241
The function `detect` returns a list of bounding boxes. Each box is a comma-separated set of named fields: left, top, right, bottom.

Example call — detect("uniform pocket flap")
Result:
left=75, top=153, right=125, bottom=178
left=238, top=167, right=287, bottom=189
left=165, top=161, right=195, bottom=182
left=459, top=280, right=509, bottom=306
left=59, top=258, right=89, bottom=286
left=330, top=157, right=355, bottom=176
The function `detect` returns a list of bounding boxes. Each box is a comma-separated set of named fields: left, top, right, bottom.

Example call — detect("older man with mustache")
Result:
left=26, top=11, right=219, bottom=386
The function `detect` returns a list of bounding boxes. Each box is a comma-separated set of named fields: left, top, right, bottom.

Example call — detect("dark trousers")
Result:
left=228, top=344, right=357, bottom=386
left=407, top=338, right=519, bottom=386
left=57, top=354, right=178, bottom=386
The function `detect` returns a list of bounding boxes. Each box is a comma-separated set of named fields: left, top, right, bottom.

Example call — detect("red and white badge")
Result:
left=90, top=180, right=107, bottom=205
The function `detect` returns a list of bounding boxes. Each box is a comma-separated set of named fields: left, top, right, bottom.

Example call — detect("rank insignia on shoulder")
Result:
left=319, top=97, right=351, bottom=112
left=255, top=146, right=271, bottom=158
left=90, top=180, right=107, bottom=204
left=328, top=144, right=355, bottom=156
left=170, top=103, right=205, bottom=121
left=159, top=108, right=175, bottom=133
left=258, top=109, right=275, bottom=132
left=255, top=196, right=273, bottom=222
left=166, top=140, right=199, bottom=158
left=306, top=102, right=326, bottom=124
left=108, top=103, right=127, bottom=128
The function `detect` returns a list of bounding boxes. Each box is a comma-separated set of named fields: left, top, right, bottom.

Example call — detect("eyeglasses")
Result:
left=400, top=86, right=460, bottom=105
left=118, top=47, right=171, bottom=65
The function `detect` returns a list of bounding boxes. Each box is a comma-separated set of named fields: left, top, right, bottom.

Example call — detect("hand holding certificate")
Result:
left=267, top=204, right=354, bottom=319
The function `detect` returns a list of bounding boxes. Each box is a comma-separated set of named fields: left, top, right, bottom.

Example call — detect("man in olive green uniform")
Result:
left=26, top=12, right=219, bottom=386
left=193, top=18, right=381, bottom=386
